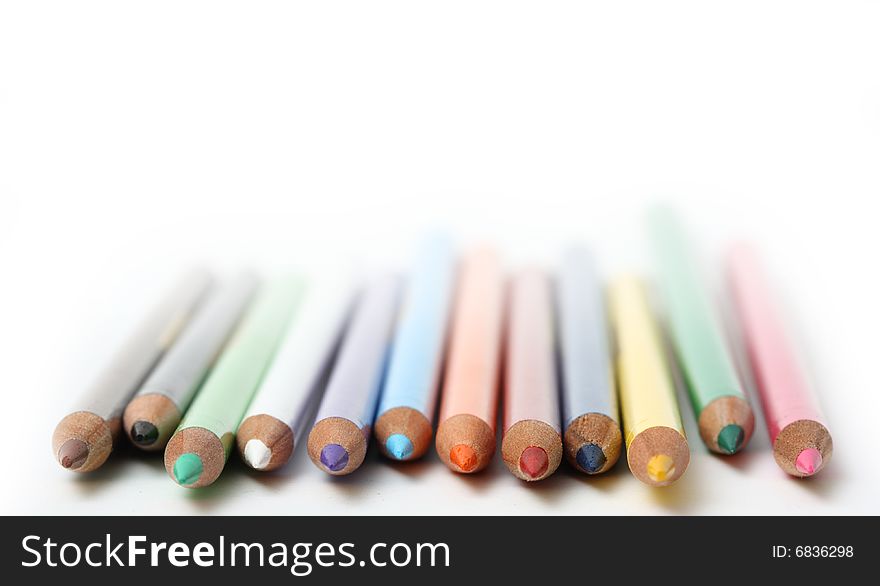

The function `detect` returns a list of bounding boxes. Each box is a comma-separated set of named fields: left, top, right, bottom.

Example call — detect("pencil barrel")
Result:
left=727, top=245, right=832, bottom=476
left=435, top=248, right=505, bottom=473
left=556, top=247, right=618, bottom=428
left=609, top=276, right=689, bottom=485
left=648, top=209, right=751, bottom=438
left=312, top=274, right=401, bottom=432
left=74, top=269, right=213, bottom=423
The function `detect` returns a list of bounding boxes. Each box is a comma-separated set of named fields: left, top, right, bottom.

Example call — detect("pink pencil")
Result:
left=500, top=269, right=563, bottom=481
left=727, top=244, right=832, bottom=477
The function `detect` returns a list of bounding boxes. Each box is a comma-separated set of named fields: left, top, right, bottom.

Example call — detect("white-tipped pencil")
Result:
left=237, top=270, right=358, bottom=471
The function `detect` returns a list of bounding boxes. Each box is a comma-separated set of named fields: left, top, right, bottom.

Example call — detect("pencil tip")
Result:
left=795, top=448, right=823, bottom=476
left=385, top=434, right=414, bottom=460
left=519, top=446, right=549, bottom=479
left=450, top=444, right=478, bottom=472
left=576, top=443, right=607, bottom=473
left=130, top=421, right=159, bottom=446
left=717, top=424, right=744, bottom=454
left=58, top=439, right=88, bottom=470
left=646, top=454, right=675, bottom=483
left=243, top=439, right=271, bottom=470
left=173, top=453, right=203, bottom=486
left=320, top=444, right=349, bottom=472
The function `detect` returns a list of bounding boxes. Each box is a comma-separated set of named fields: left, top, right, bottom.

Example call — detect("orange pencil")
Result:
left=500, top=269, right=563, bottom=481
left=435, top=248, right=505, bottom=473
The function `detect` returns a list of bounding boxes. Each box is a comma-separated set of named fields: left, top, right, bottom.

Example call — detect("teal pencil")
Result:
left=648, top=207, right=754, bottom=454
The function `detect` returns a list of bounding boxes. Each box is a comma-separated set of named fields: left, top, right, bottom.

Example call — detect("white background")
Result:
left=1, top=1, right=878, bottom=515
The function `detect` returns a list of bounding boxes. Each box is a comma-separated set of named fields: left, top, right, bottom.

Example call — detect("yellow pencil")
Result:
left=608, top=276, right=689, bottom=486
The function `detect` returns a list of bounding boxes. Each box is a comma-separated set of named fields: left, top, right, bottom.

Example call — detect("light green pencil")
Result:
left=648, top=207, right=754, bottom=454
left=164, top=276, right=304, bottom=487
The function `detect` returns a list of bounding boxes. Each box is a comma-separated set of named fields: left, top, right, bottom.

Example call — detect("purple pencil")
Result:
left=307, top=274, right=401, bottom=475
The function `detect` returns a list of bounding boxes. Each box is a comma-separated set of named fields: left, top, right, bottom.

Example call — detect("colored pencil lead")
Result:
left=385, top=434, right=414, bottom=461
left=320, top=444, right=349, bottom=472
left=450, top=444, right=478, bottom=472
left=130, top=421, right=159, bottom=447
left=717, top=424, right=744, bottom=455
left=519, top=446, right=549, bottom=480
left=58, top=439, right=89, bottom=470
left=647, top=454, right=675, bottom=483
left=575, top=443, right=607, bottom=474
left=243, top=439, right=272, bottom=470
left=173, top=453, right=203, bottom=486
left=795, top=448, right=822, bottom=476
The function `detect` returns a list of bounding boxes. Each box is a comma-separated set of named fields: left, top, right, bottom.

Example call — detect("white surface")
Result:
left=1, top=1, right=879, bottom=515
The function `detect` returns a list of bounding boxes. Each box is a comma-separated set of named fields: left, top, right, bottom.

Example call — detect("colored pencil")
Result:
left=164, top=276, right=303, bottom=488
left=375, top=237, right=457, bottom=461
left=123, top=273, right=258, bottom=451
left=648, top=208, right=754, bottom=454
left=435, top=248, right=505, bottom=474
left=52, top=270, right=211, bottom=472
left=727, top=245, right=833, bottom=477
left=500, top=270, right=562, bottom=482
left=307, top=275, right=400, bottom=476
left=556, top=248, right=622, bottom=474
left=609, top=276, right=690, bottom=486
left=237, top=270, right=357, bottom=471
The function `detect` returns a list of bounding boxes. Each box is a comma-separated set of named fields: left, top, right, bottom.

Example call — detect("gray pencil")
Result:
left=557, top=247, right=622, bottom=474
left=123, top=272, right=259, bottom=451
left=52, top=269, right=213, bottom=472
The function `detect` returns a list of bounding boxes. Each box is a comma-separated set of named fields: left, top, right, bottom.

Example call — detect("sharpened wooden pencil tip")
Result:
left=58, top=439, right=89, bottom=470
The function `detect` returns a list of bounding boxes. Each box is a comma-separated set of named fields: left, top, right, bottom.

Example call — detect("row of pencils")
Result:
left=52, top=209, right=833, bottom=488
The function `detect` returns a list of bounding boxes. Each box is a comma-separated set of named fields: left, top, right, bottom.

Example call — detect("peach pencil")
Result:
left=727, top=244, right=832, bottom=477
left=500, top=269, right=562, bottom=482
left=434, top=248, right=505, bottom=473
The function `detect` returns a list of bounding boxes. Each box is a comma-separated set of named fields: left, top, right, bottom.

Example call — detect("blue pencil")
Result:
left=556, top=247, right=622, bottom=474
left=374, top=236, right=457, bottom=461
